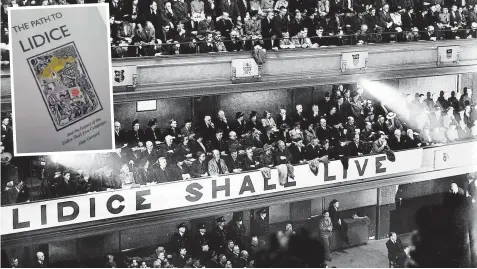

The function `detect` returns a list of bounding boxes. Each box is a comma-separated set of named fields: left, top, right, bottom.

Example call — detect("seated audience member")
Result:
left=305, top=137, right=321, bottom=160
left=170, top=155, right=191, bottom=180
left=208, top=149, right=230, bottom=176
left=225, top=149, right=243, bottom=173
left=190, top=151, right=209, bottom=178
left=149, top=157, right=174, bottom=183
left=389, top=129, right=406, bottom=151
left=371, top=132, right=391, bottom=154
left=274, top=140, right=291, bottom=165
left=243, top=147, right=262, bottom=171
left=191, top=133, right=209, bottom=157
left=348, top=134, right=365, bottom=157
left=386, top=232, right=407, bottom=267
left=260, top=144, right=275, bottom=167
left=288, top=138, right=306, bottom=165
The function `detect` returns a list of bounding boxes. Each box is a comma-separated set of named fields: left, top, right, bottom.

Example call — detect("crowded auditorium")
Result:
left=1, top=0, right=477, bottom=266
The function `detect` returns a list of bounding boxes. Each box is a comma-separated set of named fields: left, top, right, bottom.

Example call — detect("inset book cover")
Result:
left=9, top=4, right=114, bottom=156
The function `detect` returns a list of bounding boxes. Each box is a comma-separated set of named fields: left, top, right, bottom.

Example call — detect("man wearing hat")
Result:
left=373, top=114, right=388, bottom=135
left=192, top=223, right=210, bottom=256
left=227, top=215, right=246, bottom=249
left=385, top=112, right=403, bottom=135
left=211, top=216, right=228, bottom=253
left=260, top=143, right=275, bottom=166
left=170, top=222, right=190, bottom=255
left=252, top=208, right=269, bottom=239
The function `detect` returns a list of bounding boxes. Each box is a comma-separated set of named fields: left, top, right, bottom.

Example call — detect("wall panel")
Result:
left=114, top=98, right=192, bottom=130
left=216, top=89, right=293, bottom=123
left=399, top=75, right=458, bottom=95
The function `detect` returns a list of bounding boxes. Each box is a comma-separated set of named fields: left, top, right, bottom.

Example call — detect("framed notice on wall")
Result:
left=137, top=100, right=157, bottom=112
left=341, top=52, right=368, bottom=73
left=437, top=46, right=460, bottom=66
left=231, top=58, right=262, bottom=83
left=9, top=4, right=114, bottom=156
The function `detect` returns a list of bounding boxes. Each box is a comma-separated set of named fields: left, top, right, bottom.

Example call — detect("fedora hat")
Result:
left=386, top=112, right=396, bottom=119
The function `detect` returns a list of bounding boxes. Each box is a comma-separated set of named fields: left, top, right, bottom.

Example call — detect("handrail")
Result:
left=109, top=28, right=476, bottom=57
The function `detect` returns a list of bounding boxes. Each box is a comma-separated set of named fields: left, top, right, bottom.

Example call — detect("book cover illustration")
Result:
left=27, top=41, right=103, bottom=131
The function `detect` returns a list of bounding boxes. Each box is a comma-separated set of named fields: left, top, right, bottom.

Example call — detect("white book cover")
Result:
left=8, top=4, right=115, bottom=156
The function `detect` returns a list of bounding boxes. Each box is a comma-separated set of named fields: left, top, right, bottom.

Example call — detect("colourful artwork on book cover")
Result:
left=27, top=42, right=103, bottom=131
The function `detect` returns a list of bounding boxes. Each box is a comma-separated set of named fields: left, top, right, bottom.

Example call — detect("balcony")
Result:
left=1, top=39, right=477, bottom=108
left=1, top=139, right=476, bottom=247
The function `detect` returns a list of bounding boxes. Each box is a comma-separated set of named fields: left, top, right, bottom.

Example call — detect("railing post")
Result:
left=376, top=187, right=381, bottom=240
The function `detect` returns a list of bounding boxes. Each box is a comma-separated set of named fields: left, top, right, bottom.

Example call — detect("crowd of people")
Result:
left=1, top=0, right=477, bottom=60
left=1, top=83, right=476, bottom=205
left=4, top=198, right=356, bottom=268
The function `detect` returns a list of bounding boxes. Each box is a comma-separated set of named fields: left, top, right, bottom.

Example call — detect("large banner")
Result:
left=1, top=149, right=423, bottom=235
left=8, top=4, right=115, bottom=156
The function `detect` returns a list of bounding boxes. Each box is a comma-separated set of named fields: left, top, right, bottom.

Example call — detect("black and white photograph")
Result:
left=1, top=0, right=477, bottom=267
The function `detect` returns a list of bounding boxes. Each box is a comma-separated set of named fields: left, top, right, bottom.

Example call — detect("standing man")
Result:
left=169, top=222, right=190, bottom=255
left=319, top=210, right=333, bottom=262
left=211, top=216, right=228, bottom=254
left=192, top=224, right=210, bottom=257
left=252, top=208, right=269, bottom=240
left=228, top=216, right=246, bottom=249
left=386, top=232, right=407, bottom=267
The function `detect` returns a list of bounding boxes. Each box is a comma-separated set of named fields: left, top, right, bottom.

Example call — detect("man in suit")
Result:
left=139, top=141, right=161, bottom=165
left=224, top=149, right=243, bottom=173
left=141, top=1, right=167, bottom=39
left=243, top=147, right=261, bottom=171
left=209, top=129, right=227, bottom=153
left=208, top=149, right=229, bottom=176
left=215, top=110, right=230, bottom=135
left=305, top=137, right=321, bottom=160
left=219, top=0, right=239, bottom=19
left=272, top=6, right=289, bottom=45
left=211, top=217, right=228, bottom=253
left=347, top=134, right=365, bottom=157
left=261, top=11, right=275, bottom=49
left=55, top=171, right=77, bottom=198
left=252, top=209, right=269, bottom=238
left=288, top=138, right=305, bottom=165
left=170, top=223, right=190, bottom=255
left=34, top=252, right=47, bottom=268
left=274, top=140, right=292, bottom=165
left=114, top=121, right=128, bottom=147
left=192, top=224, right=210, bottom=257
left=386, top=232, right=407, bottom=267
left=149, top=157, right=174, bottom=183
left=228, top=216, right=246, bottom=249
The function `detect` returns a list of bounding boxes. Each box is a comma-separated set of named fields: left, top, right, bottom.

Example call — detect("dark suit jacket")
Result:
left=386, top=238, right=405, bottom=261
left=347, top=141, right=365, bottom=157
left=190, top=160, right=208, bottom=178
left=288, top=143, right=305, bottom=165
left=150, top=165, right=174, bottom=183
left=143, top=127, right=161, bottom=143
left=114, top=130, right=128, bottom=146
left=305, top=144, right=320, bottom=160
left=272, top=14, right=289, bottom=36
left=261, top=17, right=274, bottom=38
